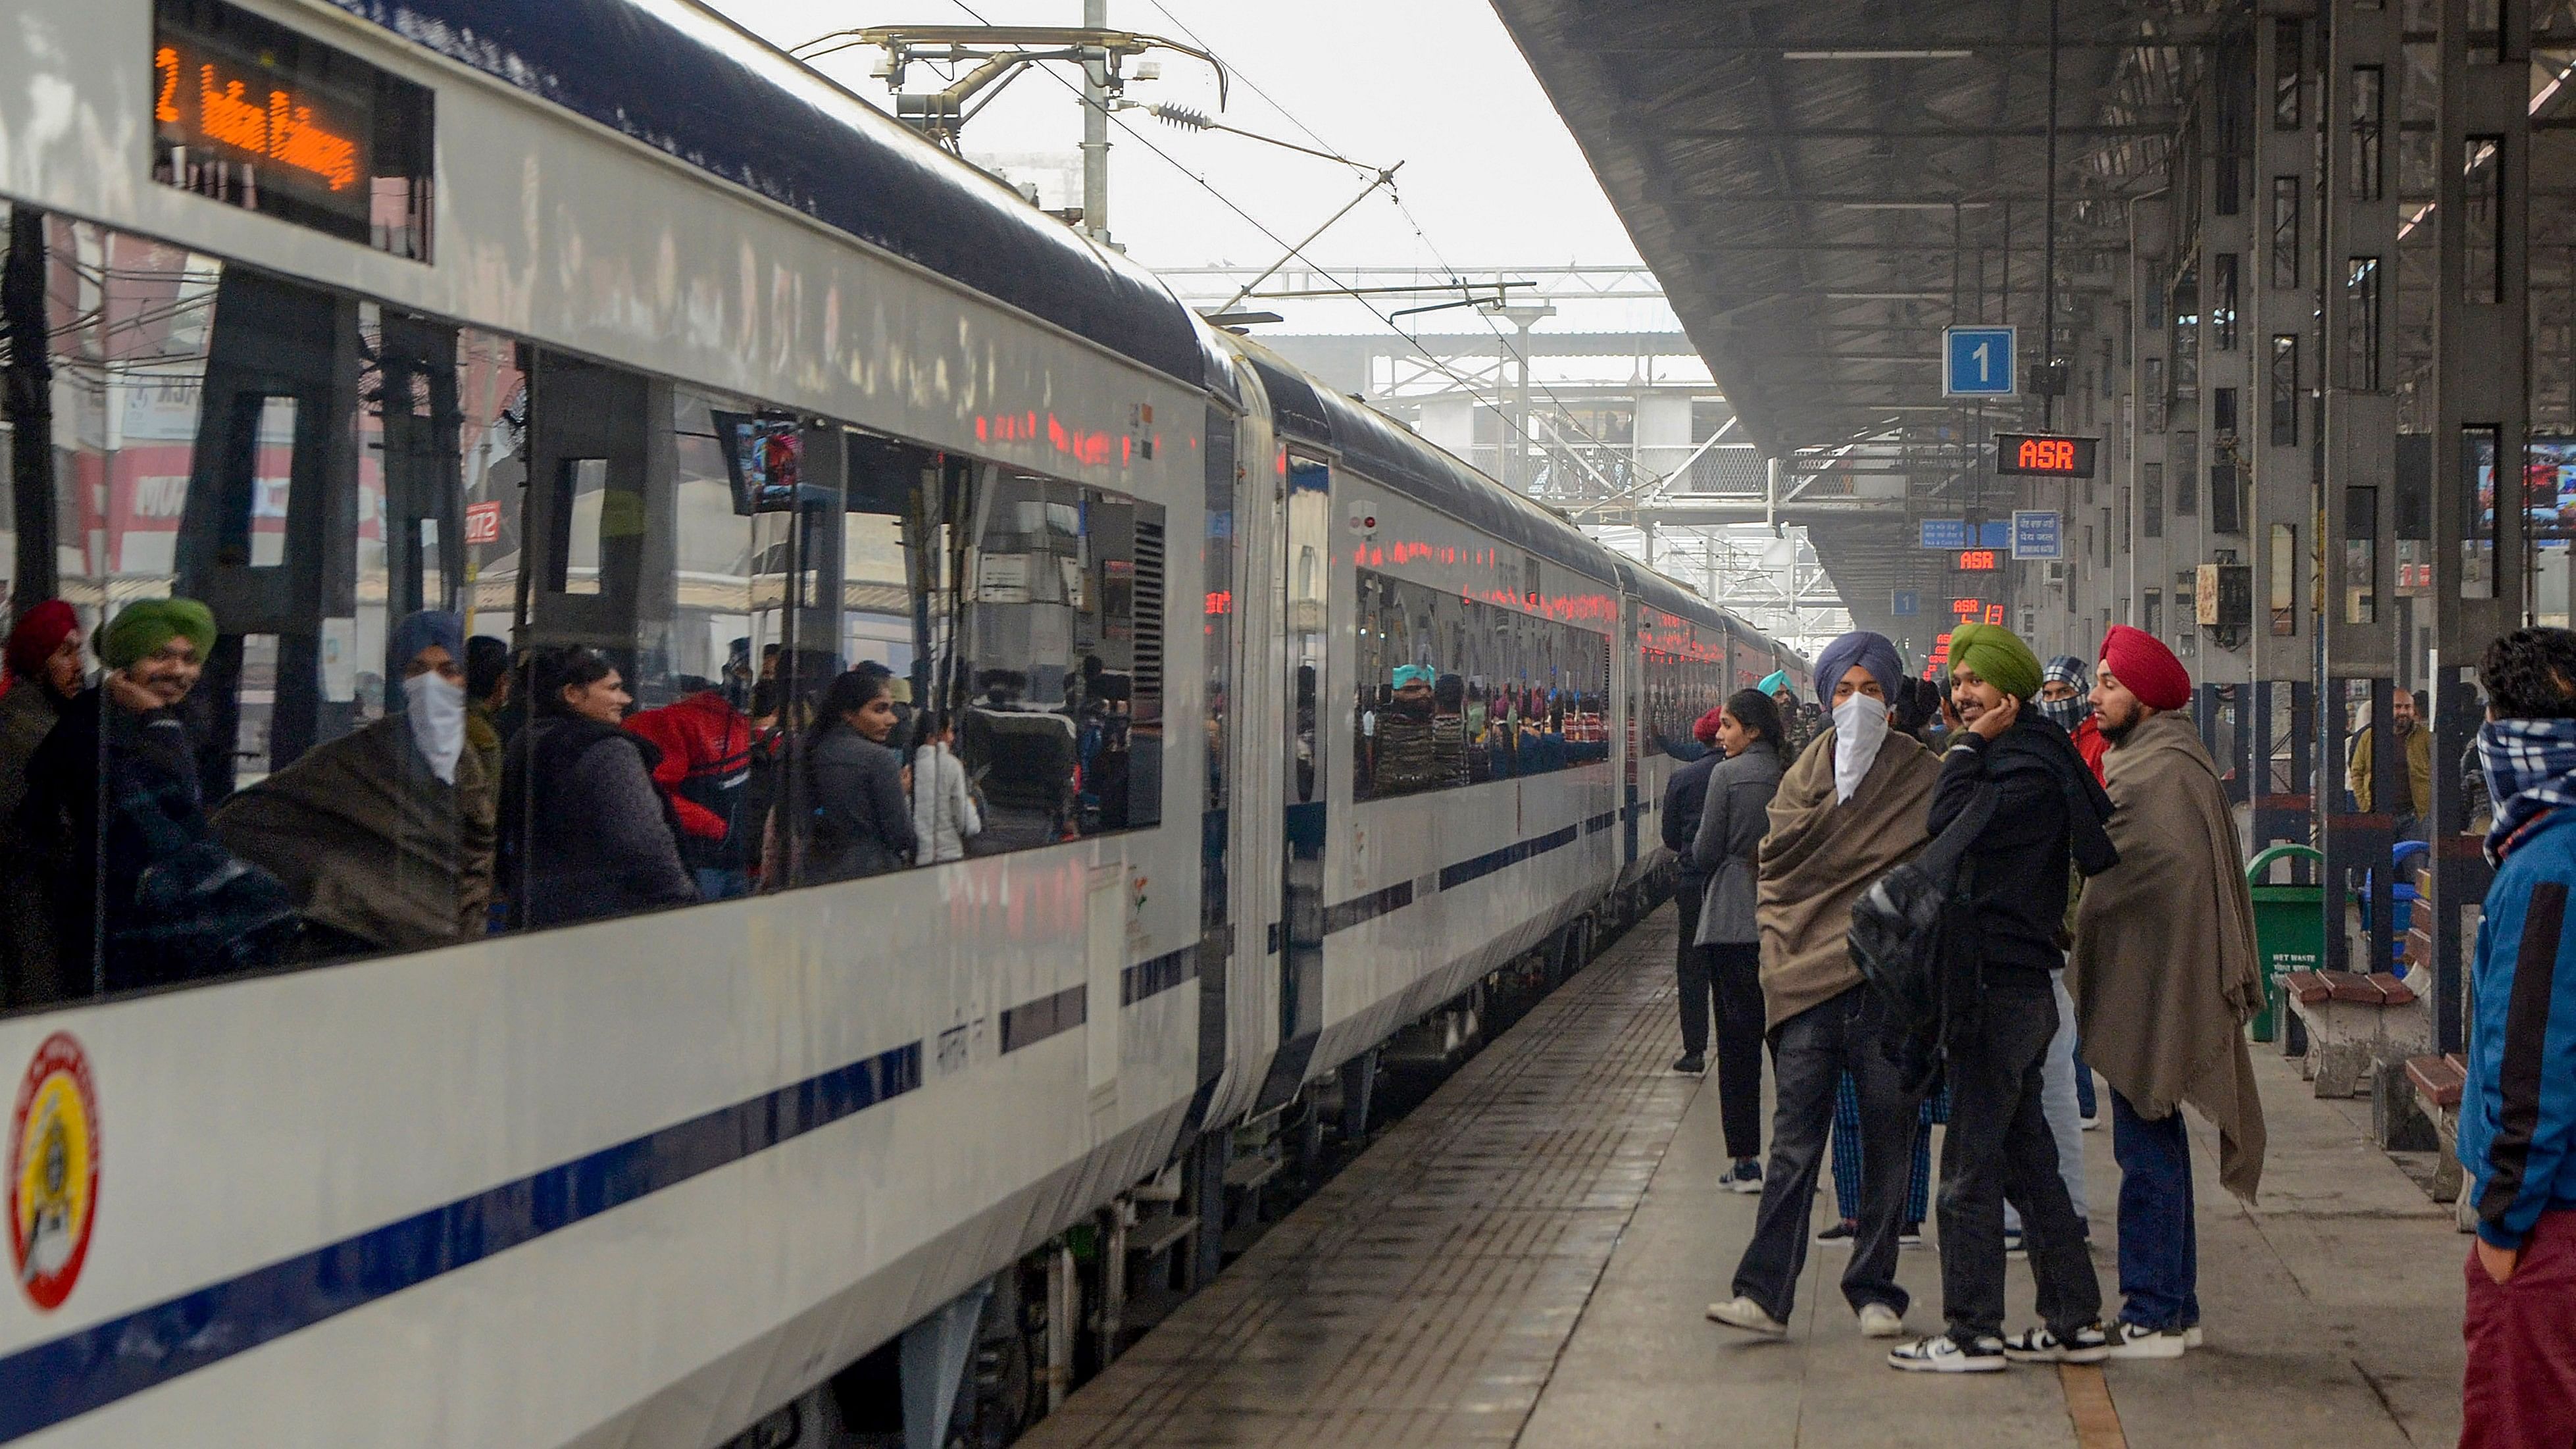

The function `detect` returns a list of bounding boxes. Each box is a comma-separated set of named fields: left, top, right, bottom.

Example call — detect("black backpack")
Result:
left=1848, top=786, right=1998, bottom=1087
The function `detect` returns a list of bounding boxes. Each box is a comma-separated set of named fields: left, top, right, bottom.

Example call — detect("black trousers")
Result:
left=1938, top=971, right=2102, bottom=1342
left=1675, top=882, right=1713, bottom=1056
left=1732, top=984, right=1925, bottom=1321
left=1707, top=940, right=1766, bottom=1159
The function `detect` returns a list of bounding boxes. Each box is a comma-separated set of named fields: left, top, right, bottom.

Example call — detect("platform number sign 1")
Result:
left=1944, top=326, right=2017, bottom=398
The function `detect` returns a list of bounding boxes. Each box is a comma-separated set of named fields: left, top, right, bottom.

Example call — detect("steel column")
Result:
left=2319, top=0, right=2405, bottom=977
left=2425, top=0, right=2532, bottom=1053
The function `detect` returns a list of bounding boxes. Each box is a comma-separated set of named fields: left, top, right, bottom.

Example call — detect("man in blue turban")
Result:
left=1812, top=631, right=1907, bottom=711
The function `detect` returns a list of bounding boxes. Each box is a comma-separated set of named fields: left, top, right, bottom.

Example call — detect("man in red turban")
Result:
left=2100, top=625, right=2194, bottom=713
left=2069, top=623, right=2267, bottom=1358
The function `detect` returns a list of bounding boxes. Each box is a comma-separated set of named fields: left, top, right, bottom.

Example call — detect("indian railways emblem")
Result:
left=9, top=1032, right=99, bottom=1311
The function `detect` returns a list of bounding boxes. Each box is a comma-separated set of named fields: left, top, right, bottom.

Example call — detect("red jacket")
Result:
left=2071, top=715, right=2109, bottom=785
left=625, top=690, right=755, bottom=845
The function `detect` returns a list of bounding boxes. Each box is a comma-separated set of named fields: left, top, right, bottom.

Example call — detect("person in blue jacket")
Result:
left=2460, top=626, right=2576, bottom=1446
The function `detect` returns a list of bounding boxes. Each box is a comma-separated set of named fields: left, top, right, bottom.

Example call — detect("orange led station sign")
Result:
left=1956, top=549, right=1999, bottom=571
left=1994, top=433, right=2101, bottom=478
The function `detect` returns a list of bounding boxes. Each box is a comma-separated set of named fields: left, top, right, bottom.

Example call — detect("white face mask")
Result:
left=403, top=671, right=466, bottom=784
left=1832, top=692, right=1890, bottom=803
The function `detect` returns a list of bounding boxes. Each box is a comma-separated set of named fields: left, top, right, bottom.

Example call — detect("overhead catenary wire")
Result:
left=1126, top=0, right=1652, bottom=499
left=834, top=1, right=1644, bottom=509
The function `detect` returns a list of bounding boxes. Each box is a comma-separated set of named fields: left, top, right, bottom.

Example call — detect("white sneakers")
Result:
left=1857, top=1303, right=1904, bottom=1338
left=1706, top=1296, right=1788, bottom=1338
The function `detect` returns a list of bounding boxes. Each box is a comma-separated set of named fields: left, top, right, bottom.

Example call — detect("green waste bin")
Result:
left=2245, top=844, right=2327, bottom=1044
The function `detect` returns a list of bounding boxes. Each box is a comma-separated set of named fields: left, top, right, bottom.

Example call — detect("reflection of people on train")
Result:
left=1465, top=680, right=1492, bottom=783
left=1295, top=663, right=1319, bottom=803
left=624, top=676, right=759, bottom=902
left=1, top=601, right=83, bottom=1009
left=804, top=669, right=917, bottom=881
left=1373, top=665, right=1440, bottom=796
left=498, top=646, right=697, bottom=928
left=960, top=668, right=1080, bottom=850
left=19, top=599, right=297, bottom=992
left=1432, top=673, right=1469, bottom=788
left=912, top=712, right=984, bottom=863
left=465, top=636, right=511, bottom=784
left=215, top=611, right=497, bottom=957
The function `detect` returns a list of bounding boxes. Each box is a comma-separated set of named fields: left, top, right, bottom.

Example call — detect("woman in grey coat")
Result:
left=1691, top=687, right=1788, bottom=1190
left=804, top=669, right=919, bottom=882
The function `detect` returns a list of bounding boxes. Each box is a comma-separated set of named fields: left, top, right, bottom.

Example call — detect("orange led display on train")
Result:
left=156, top=45, right=361, bottom=192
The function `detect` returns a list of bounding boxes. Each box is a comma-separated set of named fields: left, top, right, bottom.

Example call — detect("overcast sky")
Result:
left=709, top=0, right=1644, bottom=281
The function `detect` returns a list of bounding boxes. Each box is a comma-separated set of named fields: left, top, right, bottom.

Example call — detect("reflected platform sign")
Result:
left=2011, top=509, right=2063, bottom=561
left=1944, top=326, right=2017, bottom=397
left=1920, top=519, right=2011, bottom=549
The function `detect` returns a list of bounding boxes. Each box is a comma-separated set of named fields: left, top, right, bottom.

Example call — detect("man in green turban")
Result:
left=1946, top=621, right=2044, bottom=703
left=1889, top=621, right=2123, bottom=1373
left=17, top=596, right=293, bottom=993
left=92, top=597, right=216, bottom=712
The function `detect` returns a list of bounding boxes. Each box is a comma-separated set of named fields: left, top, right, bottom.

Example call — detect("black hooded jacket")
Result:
left=1927, top=710, right=2117, bottom=974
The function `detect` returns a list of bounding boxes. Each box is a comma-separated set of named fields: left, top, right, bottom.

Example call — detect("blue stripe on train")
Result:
left=0, top=1042, right=922, bottom=1442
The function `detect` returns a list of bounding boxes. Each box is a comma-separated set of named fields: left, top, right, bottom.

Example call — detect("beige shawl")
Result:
left=2070, top=709, right=2269, bottom=1201
left=1754, top=727, right=1942, bottom=1030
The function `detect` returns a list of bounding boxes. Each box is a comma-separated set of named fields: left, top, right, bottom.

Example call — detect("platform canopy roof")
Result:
left=1489, top=0, right=2210, bottom=630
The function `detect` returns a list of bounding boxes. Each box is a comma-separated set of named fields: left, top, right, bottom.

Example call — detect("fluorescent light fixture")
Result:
left=1781, top=49, right=1974, bottom=61
left=1839, top=201, right=1994, bottom=210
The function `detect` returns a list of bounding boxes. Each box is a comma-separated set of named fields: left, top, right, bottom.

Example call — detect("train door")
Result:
left=519, top=351, right=661, bottom=675
left=1258, top=454, right=1332, bottom=1109
left=173, top=271, right=363, bottom=796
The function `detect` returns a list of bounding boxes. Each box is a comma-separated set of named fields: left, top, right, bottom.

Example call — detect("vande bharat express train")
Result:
left=0, top=0, right=1807, bottom=1442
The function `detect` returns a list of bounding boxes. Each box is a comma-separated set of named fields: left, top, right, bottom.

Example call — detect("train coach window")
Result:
left=1351, top=567, right=1610, bottom=801
left=956, top=467, right=1165, bottom=850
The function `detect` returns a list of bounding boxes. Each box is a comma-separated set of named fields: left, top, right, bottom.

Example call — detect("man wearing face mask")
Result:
left=2066, top=626, right=2266, bottom=1358
left=214, top=610, right=496, bottom=956
left=1707, top=630, right=1940, bottom=1344
left=2040, top=656, right=2109, bottom=784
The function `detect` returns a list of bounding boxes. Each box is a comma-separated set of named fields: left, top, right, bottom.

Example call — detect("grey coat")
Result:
left=1690, top=740, right=1785, bottom=945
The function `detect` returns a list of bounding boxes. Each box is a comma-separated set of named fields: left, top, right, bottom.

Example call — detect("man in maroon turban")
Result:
left=2069, top=624, right=2267, bottom=1358
left=1, top=601, right=83, bottom=1006
left=1660, top=704, right=1737, bottom=1075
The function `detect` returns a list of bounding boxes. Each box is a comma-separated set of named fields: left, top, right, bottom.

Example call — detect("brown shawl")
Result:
left=1755, top=726, right=1942, bottom=1030
left=2070, top=708, right=2268, bottom=1201
left=214, top=716, right=496, bottom=953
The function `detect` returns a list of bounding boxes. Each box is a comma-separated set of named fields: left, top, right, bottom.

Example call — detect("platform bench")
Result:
left=2282, top=971, right=2429, bottom=1098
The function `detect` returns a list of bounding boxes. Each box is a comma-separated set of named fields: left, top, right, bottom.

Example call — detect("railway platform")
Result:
left=1020, top=904, right=2468, bottom=1448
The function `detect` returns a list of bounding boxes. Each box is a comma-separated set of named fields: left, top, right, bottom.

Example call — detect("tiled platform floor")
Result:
left=1023, top=905, right=2465, bottom=1448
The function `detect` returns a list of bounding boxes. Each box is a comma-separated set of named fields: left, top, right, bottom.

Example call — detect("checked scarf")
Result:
left=2477, top=717, right=2576, bottom=865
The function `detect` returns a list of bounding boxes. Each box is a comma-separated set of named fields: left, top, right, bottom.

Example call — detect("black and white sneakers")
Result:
left=1885, top=1334, right=2008, bottom=1373
left=2000, top=1323, right=2114, bottom=1364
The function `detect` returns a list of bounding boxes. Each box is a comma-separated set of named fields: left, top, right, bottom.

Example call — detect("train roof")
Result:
left=324, top=0, right=1238, bottom=403
left=1236, top=345, right=1802, bottom=659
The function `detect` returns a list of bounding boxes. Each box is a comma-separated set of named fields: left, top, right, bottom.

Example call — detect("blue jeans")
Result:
left=2073, top=1038, right=2098, bottom=1119
left=2109, top=1088, right=2200, bottom=1331
left=693, top=867, right=750, bottom=902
